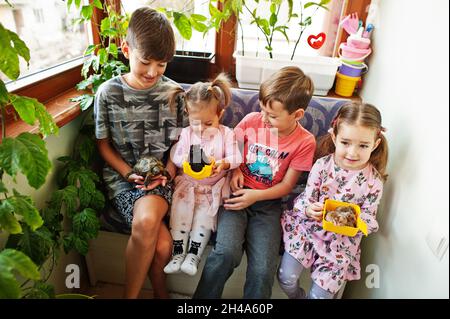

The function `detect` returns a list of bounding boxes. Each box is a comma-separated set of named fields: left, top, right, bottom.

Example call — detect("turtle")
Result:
left=132, top=155, right=171, bottom=187
left=325, top=206, right=357, bottom=227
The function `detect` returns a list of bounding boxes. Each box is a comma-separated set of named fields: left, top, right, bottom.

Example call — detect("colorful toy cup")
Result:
left=340, top=58, right=364, bottom=66
left=338, top=43, right=371, bottom=60
left=347, top=34, right=371, bottom=49
left=322, top=199, right=368, bottom=237
left=335, top=72, right=360, bottom=97
left=339, top=62, right=368, bottom=77
left=183, top=159, right=215, bottom=180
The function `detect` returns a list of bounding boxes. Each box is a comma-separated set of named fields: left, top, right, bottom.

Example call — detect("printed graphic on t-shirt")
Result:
left=244, top=142, right=289, bottom=186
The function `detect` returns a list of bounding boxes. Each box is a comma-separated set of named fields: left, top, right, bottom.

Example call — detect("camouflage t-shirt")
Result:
left=94, top=75, right=188, bottom=199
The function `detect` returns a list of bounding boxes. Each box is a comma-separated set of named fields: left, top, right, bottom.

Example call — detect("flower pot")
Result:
left=233, top=51, right=341, bottom=96
left=165, top=51, right=215, bottom=84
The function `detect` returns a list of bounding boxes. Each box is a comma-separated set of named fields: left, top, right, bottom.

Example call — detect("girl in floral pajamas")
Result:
left=278, top=102, right=389, bottom=299
left=163, top=74, right=241, bottom=276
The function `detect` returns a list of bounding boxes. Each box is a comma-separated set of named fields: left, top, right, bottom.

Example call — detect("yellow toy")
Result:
left=322, top=199, right=368, bottom=237
left=182, top=144, right=215, bottom=180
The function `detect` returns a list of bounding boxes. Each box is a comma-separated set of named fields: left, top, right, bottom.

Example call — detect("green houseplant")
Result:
left=162, top=0, right=339, bottom=95
left=0, top=2, right=102, bottom=298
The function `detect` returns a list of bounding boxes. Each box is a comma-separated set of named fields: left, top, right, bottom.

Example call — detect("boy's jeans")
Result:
left=193, top=198, right=282, bottom=299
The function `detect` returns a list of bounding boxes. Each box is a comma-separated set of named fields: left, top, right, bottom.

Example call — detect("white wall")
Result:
left=345, top=0, right=449, bottom=298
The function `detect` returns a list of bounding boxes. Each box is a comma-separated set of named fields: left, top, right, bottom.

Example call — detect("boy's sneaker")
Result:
left=163, top=254, right=186, bottom=274
left=180, top=253, right=200, bottom=276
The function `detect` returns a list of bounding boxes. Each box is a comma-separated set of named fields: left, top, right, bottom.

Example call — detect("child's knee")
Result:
left=277, top=264, right=298, bottom=286
left=132, top=213, right=160, bottom=234
left=212, top=242, right=242, bottom=266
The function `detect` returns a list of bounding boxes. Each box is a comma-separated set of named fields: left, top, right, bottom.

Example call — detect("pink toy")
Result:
left=347, top=34, right=371, bottom=49
left=307, top=32, right=326, bottom=49
left=340, top=13, right=360, bottom=35
left=338, top=43, right=372, bottom=60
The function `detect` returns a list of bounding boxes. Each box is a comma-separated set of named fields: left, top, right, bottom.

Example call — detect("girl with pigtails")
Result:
left=279, top=102, right=389, bottom=299
left=164, top=74, right=242, bottom=276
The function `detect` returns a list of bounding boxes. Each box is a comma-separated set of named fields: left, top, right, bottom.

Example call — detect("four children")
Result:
left=94, top=6, right=388, bottom=299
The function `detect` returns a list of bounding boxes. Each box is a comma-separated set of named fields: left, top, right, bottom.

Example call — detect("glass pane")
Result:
left=236, top=1, right=330, bottom=58
left=122, top=0, right=215, bottom=54
left=0, top=0, right=90, bottom=83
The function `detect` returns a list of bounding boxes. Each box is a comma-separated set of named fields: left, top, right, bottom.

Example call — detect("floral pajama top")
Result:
left=281, top=154, right=384, bottom=294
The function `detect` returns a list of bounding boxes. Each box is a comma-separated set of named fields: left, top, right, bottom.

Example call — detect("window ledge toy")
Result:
left=132, top=155, right=171, bottom=186
left=322, top=199, right=368, bottom=237
left=182, top=144, right=215, bottom=180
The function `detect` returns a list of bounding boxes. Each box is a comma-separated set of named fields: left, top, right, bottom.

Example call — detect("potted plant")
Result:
left=1, top=2, right=102, bottom=298
left=156, top=5, right=215, bottom=83
left=165, top=0, right=340, bottom=95
left=227, top=0, right=340, bottom=95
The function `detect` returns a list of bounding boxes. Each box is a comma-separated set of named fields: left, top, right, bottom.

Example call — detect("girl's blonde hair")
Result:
left=167, top=73, right=232, bottom=115
left=315, top=102, right=389, bottom=181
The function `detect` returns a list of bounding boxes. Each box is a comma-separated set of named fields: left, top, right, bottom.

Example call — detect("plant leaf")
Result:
left=0, top=132, right=51, bottom=189
left=173, top=12, right=192, bottom=40
left=0, top=79, right=9, bottom=105
left=0, top=24, right=20, bottom=80
left=79, top=134, right=95, bottom=164
left=108, top=43, right=118, bottom=59
left=4, top=191, right=43, bottom=231
left=0, top=199, right=22, bottom=234
left=34, top=101, right=59, bottom=137
left=92, top=0, right=103, bottom=10
left=7, top=29, right=30, bottom=64
left=89, top=190, right=105, bottom=212
left=81, top=5, right=94, bottom=20
left=0, top=248, right=41, bottom=298
left=71, top=94, right=94, bottom=111
left=10, top=95, right=36, bottom=126
left=25, top=282, right=55, bottom=299
left=49, top=185, right=78, bottom=217
left=13, top=224, right=53, bottom=265
left=72, top=208, right=100, bottom=240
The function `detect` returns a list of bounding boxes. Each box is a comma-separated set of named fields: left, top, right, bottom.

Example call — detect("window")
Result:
left=1, top=0, right=91, bottom=85
left=236, top=1, right=342, bottom=58
left=121, top=0, right=215, bottom=54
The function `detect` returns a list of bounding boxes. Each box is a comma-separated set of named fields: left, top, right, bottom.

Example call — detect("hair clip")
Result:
left=331, top=118, right=338, bottom=128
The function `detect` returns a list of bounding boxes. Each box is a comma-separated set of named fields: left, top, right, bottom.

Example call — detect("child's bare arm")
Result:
left=224, top=168, right=302, bottom=210
left=165, top=158, right=177, bottom=181
left=97, top=138, right=134, bottom=179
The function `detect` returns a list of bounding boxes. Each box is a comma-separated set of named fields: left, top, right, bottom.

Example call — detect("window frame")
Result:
left=5, top=0, right=370, bottom=125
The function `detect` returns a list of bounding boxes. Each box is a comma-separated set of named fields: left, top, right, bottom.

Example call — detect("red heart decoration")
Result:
left=307, top=32, right=326, bottom=49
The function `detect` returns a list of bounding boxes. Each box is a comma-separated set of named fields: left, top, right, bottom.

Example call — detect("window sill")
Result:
left=2, top=88, right=86, bottom=140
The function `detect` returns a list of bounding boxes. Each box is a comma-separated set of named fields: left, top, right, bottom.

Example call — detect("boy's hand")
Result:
left=126, top=173, right=145, bottom=184
left=135, top=175, right=168, bottom=191
left=223, top=189, right=258, bottom=210
left=211, top=160, right=230, bottom=177
left=306, top=202, right=324, bottom=221
left=230, top=168, right=244, bottom=192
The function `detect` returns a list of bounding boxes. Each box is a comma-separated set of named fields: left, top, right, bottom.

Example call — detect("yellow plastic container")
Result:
left=182, top=159, right=215, bottom=180
left=322, top=199, right=368, bottom=237
left=334, top=72, right=360, bottom=97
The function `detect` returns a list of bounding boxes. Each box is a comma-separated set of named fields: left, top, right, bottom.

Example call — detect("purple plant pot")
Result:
left=339, top=62, right=368, bottom=77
